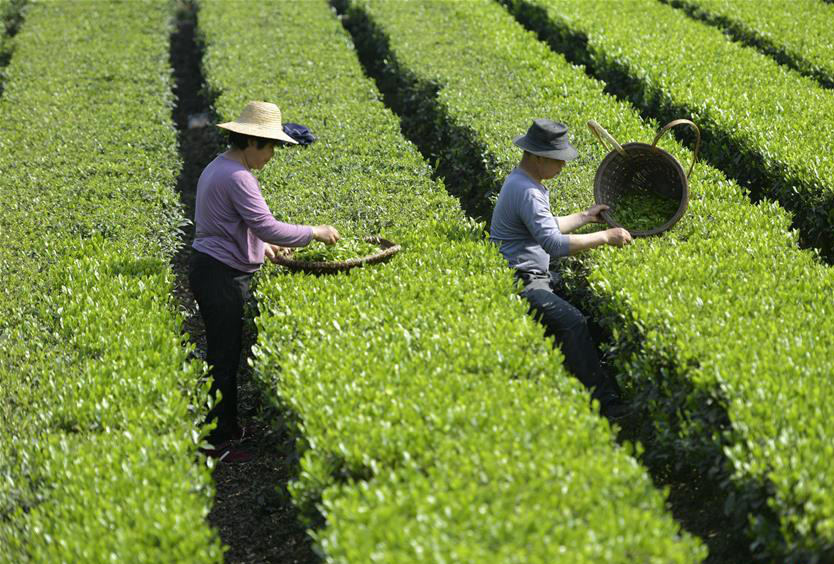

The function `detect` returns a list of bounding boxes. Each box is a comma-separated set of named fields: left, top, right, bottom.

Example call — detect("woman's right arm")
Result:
left=229, top=172, right=340, bottom=246
left=311, top=225, right=340, bottom=244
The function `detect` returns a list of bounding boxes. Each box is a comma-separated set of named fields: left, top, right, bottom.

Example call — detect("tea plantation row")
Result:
left=196, top=0, right=706, bottom=561
left=0, top=2, right=220, bottom=561
left=0, top=0, right=12, bottom=53
left=662, top=0, right=834, bottom=89
left=504, top=0, right=834, bottom=261
left=341, top=0, right=834, bottom=560
left=0, top=0, right=25, bottom=57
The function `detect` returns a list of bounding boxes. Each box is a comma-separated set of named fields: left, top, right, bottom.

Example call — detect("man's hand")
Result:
left=264, top=244, right=290, bottom=264
left=582, top=204, right=610, bottom=224
left=604, top=227, right=633, bottom=247
left=312, top=225, right=341, bottom=245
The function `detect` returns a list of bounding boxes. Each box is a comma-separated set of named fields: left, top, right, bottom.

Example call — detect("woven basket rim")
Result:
left=273, top=235, right=401, bottom=274
left=593, top=142, right=689, bottom=237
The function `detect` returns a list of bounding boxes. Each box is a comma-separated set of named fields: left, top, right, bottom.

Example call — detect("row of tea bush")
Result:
left=504, top=0, right=834, bottom=261
left=662, top=0, right=834, bottom=89
left=196, top=0, right=705, bottom=561
left=344, top=0, right=834, bottom=559
left=0, top=2, right=221, bottom=561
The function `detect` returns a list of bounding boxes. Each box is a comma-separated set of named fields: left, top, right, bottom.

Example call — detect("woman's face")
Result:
left=246, top=140, right=275, bottom=169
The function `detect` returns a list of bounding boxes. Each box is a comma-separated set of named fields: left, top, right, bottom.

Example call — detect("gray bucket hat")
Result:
left=513, top=119, right=579, bottom=161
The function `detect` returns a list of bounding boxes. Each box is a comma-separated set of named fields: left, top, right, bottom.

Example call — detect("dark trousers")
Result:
left=518, top=271, right=619, bottom=401
left=188, top=250, right=253, bottom=443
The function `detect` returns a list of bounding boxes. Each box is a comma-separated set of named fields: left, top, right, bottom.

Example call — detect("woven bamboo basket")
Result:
left=273, top=235, right=401, bottom=274
left=588, top=119, right=700, bottom=237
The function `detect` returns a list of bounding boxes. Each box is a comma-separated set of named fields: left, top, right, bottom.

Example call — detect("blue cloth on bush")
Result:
left=282, top=123, right=316, bottom=146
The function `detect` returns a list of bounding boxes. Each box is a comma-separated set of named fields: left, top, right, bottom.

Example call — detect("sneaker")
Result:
left=199, top=441, right=254, bottom=464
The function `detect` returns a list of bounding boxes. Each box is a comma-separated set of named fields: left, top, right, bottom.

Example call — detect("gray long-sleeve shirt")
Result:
left=489, top=167, right=570, bottom=274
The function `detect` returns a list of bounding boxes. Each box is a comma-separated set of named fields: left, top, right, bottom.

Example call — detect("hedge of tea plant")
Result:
left=0, top=0, right=12, bottom=54
left=0, top=2, right=222, bottom=561
left=0, top=0, right=28, bottom=71
left=0, top=0, right=9, bottom=35
left=0, top=0, right=13, bottom=30
left=343, top=0, right=834, bottom=559
left=197, top=0, right=706, bottom=561
left=662, top=0, right=834, bottom=89
left=503, top=0, right=834, bottom=261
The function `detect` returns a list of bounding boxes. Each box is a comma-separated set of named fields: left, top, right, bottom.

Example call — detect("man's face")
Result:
left=538, top=156, right=566, bottom=179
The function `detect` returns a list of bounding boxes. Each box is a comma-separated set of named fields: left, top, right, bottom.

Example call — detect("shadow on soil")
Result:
left=169, top=2, right=318, bottom=562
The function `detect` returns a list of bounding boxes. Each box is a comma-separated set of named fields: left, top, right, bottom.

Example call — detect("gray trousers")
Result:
left=518, top=271, right=618, bottom=401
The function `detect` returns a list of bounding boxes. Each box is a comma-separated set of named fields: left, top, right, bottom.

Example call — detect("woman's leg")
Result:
left=189, top=251, right=251, bottom=444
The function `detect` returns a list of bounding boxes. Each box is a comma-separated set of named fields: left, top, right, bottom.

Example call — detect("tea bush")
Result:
left=0, top=0, right=12, bottom=58
left=505, top=0, right=834, bottom=261
left=0, top=2, right=221, bottom=561
left=345, top=0, right=834, bottom=559
left=198, top=0, right=705, bottom=561
left=662, top=0, right=834, bottom=89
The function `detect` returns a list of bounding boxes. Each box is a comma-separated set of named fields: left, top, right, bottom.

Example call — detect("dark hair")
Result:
left=227, top=130, right=278, bottom=150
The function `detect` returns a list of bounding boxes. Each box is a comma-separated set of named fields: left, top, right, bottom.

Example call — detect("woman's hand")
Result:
left=604, top=227, right=633, bottom=247
left=312, top=225, right=341, bottom=245
left=582, top=204, right=610, bottom=224
left=264, top=244, right=290, bottom=264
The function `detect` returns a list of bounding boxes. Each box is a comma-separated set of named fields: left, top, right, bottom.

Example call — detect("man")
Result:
left=490, top=119, right=632, bottom=419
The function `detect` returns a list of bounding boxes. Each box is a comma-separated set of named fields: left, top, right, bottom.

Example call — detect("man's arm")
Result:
left=565, top=229, right=630, bottom=254
left=556, top=204, right=609, bottom=233
left=521, top=193, right=632, bottom=255
left=519, top=189, right=572, bottom=257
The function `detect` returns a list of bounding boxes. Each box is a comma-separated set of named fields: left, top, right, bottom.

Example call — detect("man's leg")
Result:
left=521, top=279, right=607, bottom=392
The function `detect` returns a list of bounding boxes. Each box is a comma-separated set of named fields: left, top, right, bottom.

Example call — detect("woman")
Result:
left=189, top=101, right=339, bottom=462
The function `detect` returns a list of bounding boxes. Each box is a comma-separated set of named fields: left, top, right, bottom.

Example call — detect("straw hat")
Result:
left=217, top=101, right=298, bottom=145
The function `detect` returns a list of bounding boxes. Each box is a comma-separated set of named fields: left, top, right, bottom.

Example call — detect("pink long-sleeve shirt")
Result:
left=192, top=155, right=313, bottom=272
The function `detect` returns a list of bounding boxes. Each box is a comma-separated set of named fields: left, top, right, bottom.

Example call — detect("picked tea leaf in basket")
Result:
left=293, top=237, right=380, bottom=262
left=609, top=189, right=680, bottom=233
left=273, top=236, right=401, bottom=274
left=588, top=119, right=700, bottom=237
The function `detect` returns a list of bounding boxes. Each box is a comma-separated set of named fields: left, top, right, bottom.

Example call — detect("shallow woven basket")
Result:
left=588, top=119, right=700, bottom=237
left=273, top=235, right=401, bottom=274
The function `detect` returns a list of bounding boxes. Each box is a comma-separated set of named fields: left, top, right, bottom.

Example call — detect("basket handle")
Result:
left=587, top=120, right=627, bottom=157
left=651, top=119, right=701, bottom=179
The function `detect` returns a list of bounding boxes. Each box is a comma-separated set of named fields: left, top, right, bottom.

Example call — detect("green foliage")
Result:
left=0, top=2, right=221, bottom=561
left=349, top=0, right=834, bottom=559
left=199, top=0, right=704, bottom=561
left=609, top=191, right=679, bottom=233
left=663, top=0, right=834, bottom=89
left=510, top=0, right=834, bottom=260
